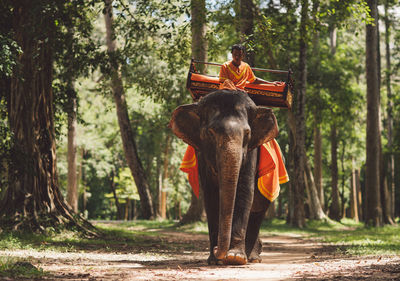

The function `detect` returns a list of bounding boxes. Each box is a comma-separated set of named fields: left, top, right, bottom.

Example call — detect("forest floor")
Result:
left=0, top=220, right=399, bottom=281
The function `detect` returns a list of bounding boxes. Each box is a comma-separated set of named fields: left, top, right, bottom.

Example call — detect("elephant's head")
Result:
left=169, top=90, right=278, bottom=260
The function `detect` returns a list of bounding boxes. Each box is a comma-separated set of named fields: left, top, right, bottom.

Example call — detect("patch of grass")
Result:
left=319, top=224, right=400, bottom=256
left=1, top=219, right=398, bottom=258
left=0, top=257, right=45, bottom=278
left=175, top=221, right=209, bottom=234
left=261, top=218, right=400, bottom=256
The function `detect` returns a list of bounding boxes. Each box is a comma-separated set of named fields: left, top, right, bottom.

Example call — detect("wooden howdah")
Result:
left=186, top=59, right=294, bottom=109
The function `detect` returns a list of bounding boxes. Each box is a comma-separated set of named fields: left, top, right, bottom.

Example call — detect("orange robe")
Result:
left=219, top=61, right=256, bottom=90
left=180, top=140, right=288, bottom=202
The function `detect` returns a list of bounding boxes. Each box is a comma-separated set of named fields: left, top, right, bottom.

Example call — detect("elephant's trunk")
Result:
left=213, top=139, right=242, bottom=260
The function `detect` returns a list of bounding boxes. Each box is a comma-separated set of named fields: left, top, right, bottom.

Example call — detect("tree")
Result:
left=66, top=82, right=78, bottom=212
left=290, top=0, right=308, bottom=228
left=103, top=0, right=154, bottom=219
left=383, top=0, right=395, bottom=224
left=179, top=0, right=208, bottom=224
left=0, top=0, right=95, bottom=234
left=365, top=0, right=383, bottom=227
left=311, top=0, right=324, bottom=211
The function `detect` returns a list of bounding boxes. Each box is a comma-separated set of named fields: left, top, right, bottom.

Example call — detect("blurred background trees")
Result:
left=1, top=0, right=399, bottom=230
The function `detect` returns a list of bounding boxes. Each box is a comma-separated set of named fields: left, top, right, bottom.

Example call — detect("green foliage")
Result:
left=106, top=167, right=140, bottom=201
left=0, top=35, right=21, bottom=77
left=0, top=257, right=45, bottom=279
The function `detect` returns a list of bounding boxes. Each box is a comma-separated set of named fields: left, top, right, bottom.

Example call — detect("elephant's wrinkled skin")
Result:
left=170, top=90, right=278, bottom=265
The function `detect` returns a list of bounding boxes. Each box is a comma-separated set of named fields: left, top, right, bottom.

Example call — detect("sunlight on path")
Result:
left=1, top=235, right=399, bottom=280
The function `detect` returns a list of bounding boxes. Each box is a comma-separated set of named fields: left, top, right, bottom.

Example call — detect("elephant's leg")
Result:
left=245, top=186, right=271, bottom=263
left=198, top=155, right=221, bottom=265
left=224, top=150, right=257, bottom=265
left=203, top=185, right=221, bottom=265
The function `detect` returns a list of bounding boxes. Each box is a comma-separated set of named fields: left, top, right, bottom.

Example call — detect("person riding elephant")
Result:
left=172, top=44, right=289, bottom=265
left=170, top=90, right=288, bottom=265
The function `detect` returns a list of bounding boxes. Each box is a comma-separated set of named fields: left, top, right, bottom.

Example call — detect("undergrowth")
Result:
left=0, top=257, right=45, bottom=278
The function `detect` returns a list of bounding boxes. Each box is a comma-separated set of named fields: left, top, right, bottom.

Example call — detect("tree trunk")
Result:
left=159, top=135, right=171, bottom=219
left=286, top=123, right=295, bottom=225
left=265, top=201, right=275, bottom=219
left=355, top=168, right=363, bottom=221
left=104, top=0, right=154, bottom=219
left=304, top=158, right=327, bottom=220
left=110, top=170, right=122, bottom=220
left=329, top=124, right=341, bottom=221
left=0, top=0, right=95, bottom=234
left=365, top=0, right=383, bottom=227
left=384, top=0, right=395, bottom=221
left=340, top=141, right=346, bottom=219
left=311, top=0, right=324, bottom=211
left=191, top=0, right=208, bottom=73
left=313, top=113, right=324, bottom=209
left=125, top=198, right=130, bottom=221
left=350, top=158, right=359, bottom=222
left=290, top=0, right=308, bottom=228
left=180, top=0, right=208, bottom=224
left=66, top=82, right=78, bottom=213
left=239, top=0, right=255, bottom=66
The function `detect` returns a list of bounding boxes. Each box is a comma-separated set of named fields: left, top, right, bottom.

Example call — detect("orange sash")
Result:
left=180, top=139, right=289, bottom=202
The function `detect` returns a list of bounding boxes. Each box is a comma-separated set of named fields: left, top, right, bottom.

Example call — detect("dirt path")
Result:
left=1, top=229, right=399, bottom=280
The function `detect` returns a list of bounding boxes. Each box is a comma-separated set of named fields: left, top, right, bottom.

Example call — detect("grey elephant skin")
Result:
left=169, top=90, right=278, bottom=265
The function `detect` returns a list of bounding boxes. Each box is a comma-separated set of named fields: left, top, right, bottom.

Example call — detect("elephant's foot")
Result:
left=247, top=238, right=262, bottom=263
left=207, top=254, right=224, bottom=265
left=223, top=249, right=247, bottom=265
left=248, top=252, right=262, bottom=263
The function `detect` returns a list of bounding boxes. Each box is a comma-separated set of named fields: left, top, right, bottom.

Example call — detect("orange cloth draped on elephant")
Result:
left=180, top=139, right=288, bottom=202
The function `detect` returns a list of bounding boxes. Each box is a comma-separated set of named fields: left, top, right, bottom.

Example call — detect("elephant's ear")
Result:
left=169, top=104, right=201, bottom=150
left=248, top=107, right=279, bottom=151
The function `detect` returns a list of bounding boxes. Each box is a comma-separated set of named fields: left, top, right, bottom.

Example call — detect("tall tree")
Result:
left=159, top=135, right=171, bottom=219
left=365, top=0, right=383, bottom=227
left=310, top=0, right=325, bottom=211
left=350, top=158, right=360, bottom=222
left=384, top=0, right=395, bottom=222
left=179, top=0, right=208, bottom=224
left=104, top=0, right=154, bottom=219
left=0, top=0, right=94, bottom=233
left=66, top=82, right=78, bottom=212
left=290, top=0, right=308, bottom=228
left=327, top=25, right=341, bottom=221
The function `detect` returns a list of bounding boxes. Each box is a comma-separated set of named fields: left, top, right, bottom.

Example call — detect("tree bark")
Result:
left=384, top=0, right=395, bottom=221
left=365, top=0, right=383, bottom=227
left=350, top=158, right=359, bottom=222
left=159, top=135, right=171, bottom=219
left=66, top=82, right=78, bottom=213
left=313, top=113, right=324, bottom=209
left=0, top=0, right=95, bottom=234
left=290, top=0, right=308, bottom=228
left=311, top=0, right=324, bottom=211
left=304, top=158, right=327, bottom=220
left=179, top=0, right=208, bottom=224
left=104, top=0, right=154, bottom=219
left=329, top=124, right=341, bottom=221
left=191, top=0, right=208, bottom=73
left=110, top=170, right=122, bottom=220
left=355, top=168, right=363, bottom=221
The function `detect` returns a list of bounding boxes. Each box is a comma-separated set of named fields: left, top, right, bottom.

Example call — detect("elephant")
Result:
left=169, top=90, right=278, bottom=265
